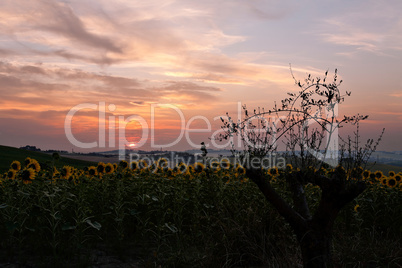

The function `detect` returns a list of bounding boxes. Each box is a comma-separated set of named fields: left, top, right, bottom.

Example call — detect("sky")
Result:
left=0, top=0, right=401, bottom=152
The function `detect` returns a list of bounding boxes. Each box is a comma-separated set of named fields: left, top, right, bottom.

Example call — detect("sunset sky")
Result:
left=0, top=0, right=401, bottom=152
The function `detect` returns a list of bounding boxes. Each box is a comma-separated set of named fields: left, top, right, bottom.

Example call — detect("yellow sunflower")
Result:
left=28, top=159, right=41, bottom=173
left=88, top=166, right=97, bottom=176
left=61, top=166, right=72, bottom=179
left=138, top=160, right=148, bottom=169
left=268, top=167, right=279, bottom=176
left=105, top=163, right=114, bottom=174
left=194, top=162, right=205, bottom=173
left=119, top=160, right=129, bottom=169
left=220, top=159, right=231, bottom=170
left=362, top=170, right=371, bottom=179
left=236, top=165, right=246, bottom=176
left=6, top=169, right=17, bottom=180
left=161, top=164, right=170, bottom=173
left=389, top=171, right=396, bottom=177
left=209, top=161, right=220, bottom=172
left=24, top=157, right=32, bottom=167
left=177, top=162, right=188, bottom=174
left=351, top=167, right=363, bottom=178
left=354, top=204, right=360, bottom=212
left=374, top=171, right=383, bottom=181
left=394, top=174, right=401, bottom=183
left=10, top=161, right=21, bottom=171
left=286, top=164, right=293, bottom=172
left=386, top=177, right=397, bottom=188
left=165, top=168, right=173, bottom=178
left=157, top=158, right=169, bottom=168
left=130, top=161, right=139, bottom=171
left=97, top=162, right=106, bottom=174
left=21, top=168, right=35, bottom=184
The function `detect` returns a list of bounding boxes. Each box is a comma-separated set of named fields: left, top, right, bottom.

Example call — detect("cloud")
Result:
left=51, top=49, right=119, bottom=65
left=1, top=0, right=122, bottom=52
left=390, top=93, right=402, bottom=97
left=243, top=0, right=299, bottom=20
left=320, top=32, right=380, bottom=53
left=161, top=81, right=221, bottom=92
left=315, top=1, right=402, bottom=54
left=0, top=48, right=15, bottom=56
left=129, top=101, right=146, bottom=106
left=0, top=61, right=224, bottom=117
left=164, top=71, right=244, bottom=84
left=0, top=0, right=307, bottom=90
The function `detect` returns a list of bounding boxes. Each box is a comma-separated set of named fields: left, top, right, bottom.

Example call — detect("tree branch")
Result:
left=246, top=168, right=307, bottom=231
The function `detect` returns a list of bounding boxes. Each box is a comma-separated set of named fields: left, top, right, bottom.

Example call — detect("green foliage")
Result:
left=0, top=159, right=401, bottom=266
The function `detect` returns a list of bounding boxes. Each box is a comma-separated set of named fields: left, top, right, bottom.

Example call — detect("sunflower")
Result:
left=161, top=164, right=170, bottom=173
left=157, top=158, right=169, bottom=168
left=388, top=171, right=395, bottom=177
left=380, top=177, right=387, bottom=186
left=354, top=204, right=360, bottom=212
left=374, top=171, right=383, bottom=180
left=286, top=164, right=293, bottom=172
left=52, top=166, right=59, bottom=176
left=97, top=162, right=106, bottom=174
left=119, top=160, right=129, bottom=169
left=165, top=168, right=173, bottom=178
left=148, top=163, right=158, bottom=173
left=6, top=169, right=16, bottom=180
left=138, top=160, right=148, bottom=169
left=88, top=166, right=97, bottom=176
left=362, top=170, right=371, bottom=179
left=220, top=159, right=231, bottom=170
left=61, top=166, right=72, bottom=179
left=236, top=165, right=246, bottom=176
left=268, top=167, right=279, bottom=176
left=386, top=177, right=397, bottom=188
left=351, top=167, right=363, bottom=178
left=105, top=163, right=114, bottom=174
left=394, top=174, right=401, bottom=183
left=209, top=161, right=220, bottom=172
left=24, top=157, right=32, bottom=167
left=28, top=159, right=41, bottom=173
left=177, top=162, right=188, bottom=173
left=194, top=162, right=205, bottom=173
left=21, top=168, right=35, bottom=184
left=172, top=166, right=179, bottom=174
left=10, top=161, right=21, bottom=171
left=130, top=161, right=138, bottom=171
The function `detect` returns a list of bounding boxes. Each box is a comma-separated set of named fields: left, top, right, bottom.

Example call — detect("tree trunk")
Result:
left=246, top=168, right=366, bottom=268
left=296, top=227, right=333, bottom=268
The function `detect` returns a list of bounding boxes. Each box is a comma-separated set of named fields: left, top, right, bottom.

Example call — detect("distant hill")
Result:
left=0, top=145, right=96, bottom=173
left=2, top=144, right=402, bottom=175
left=366, top=162, right=402, bottom=173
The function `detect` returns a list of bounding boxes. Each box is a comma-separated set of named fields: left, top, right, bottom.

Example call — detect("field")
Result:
left=0, top=151, right=401, bottom=267
left=0, top=146, right=96, bottom=173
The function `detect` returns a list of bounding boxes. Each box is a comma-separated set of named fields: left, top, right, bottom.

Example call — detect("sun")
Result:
left=128, top=143, right=136, bottom=147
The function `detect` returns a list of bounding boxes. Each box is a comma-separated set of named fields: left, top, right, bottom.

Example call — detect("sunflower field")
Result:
left=1, top=157, right=401, bottom=267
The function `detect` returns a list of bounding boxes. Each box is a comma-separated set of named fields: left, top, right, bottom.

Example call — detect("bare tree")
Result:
left=218, top=68, right=383, bottom=267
